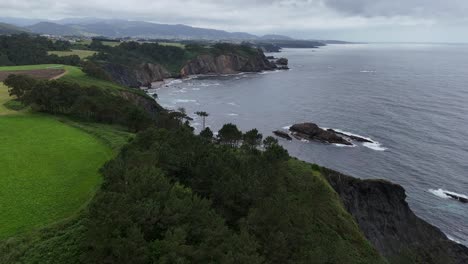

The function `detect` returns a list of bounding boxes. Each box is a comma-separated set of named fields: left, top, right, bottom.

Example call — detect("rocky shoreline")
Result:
left=322, top=167, right=468, bottom=263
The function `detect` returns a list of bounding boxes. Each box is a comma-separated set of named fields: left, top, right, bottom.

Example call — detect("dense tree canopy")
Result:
left=0, top=34, right=80, bottom=66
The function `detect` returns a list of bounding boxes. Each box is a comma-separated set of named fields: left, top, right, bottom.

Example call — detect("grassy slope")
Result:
left=287, top=160, right=385, bottom=263
left=0, top=64, right=64, bottom=71
left=48, top=50, right=97, bottom=59
left=0, top=80, right=133, bottom=241
left=0, top=115, right=112, bottom=238
left=0, top=83, right=18, bottom=115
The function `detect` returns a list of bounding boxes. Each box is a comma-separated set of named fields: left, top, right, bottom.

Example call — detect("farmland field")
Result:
left=0, top=114, right=113, bottom=238
left=48, top=49, right=97, bottom=59
left=0, top=81, right=127, bottom=239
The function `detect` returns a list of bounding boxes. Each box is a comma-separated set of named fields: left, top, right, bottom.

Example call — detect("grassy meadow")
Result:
left=0, top=64, right=64, bottom=71
left=48, top=50, right=97, bottom=59
left=0, top=78, right=131, bottom=239
left=0, top=115, right=112, bottom=238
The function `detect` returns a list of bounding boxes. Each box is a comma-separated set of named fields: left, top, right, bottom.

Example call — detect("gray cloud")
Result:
left=1, top=0, right=468, bottom=42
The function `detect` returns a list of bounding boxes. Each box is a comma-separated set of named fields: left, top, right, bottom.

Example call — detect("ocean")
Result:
left=153, top=44, right=468, bottom=246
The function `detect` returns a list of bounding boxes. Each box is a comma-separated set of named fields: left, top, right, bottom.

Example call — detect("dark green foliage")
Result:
left=0, top=34, right=80, bottom=66
left=199, top=127, right=213, bottom=139
left=4, top=74, right=37, bottom=102
left=243, top=128, right=263, bottom=148
left=90, top=41, right=191, bottom=75
left=211, top=43, right=259, bottom=57
left=0, top=124, right=385, bottom=263
left=50, top=40, right=72, bottom=51
left=4, top=75, right=155, bottom=131
left=218, top=123, right=243, bottom=146
left=81, top=60, right=112, bottom=81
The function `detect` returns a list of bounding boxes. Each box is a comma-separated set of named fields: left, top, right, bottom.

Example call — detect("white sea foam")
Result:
left=166, top=79, right=183, bottom=86
left=429, top=188, right=468, bottom=200
left=199, top=82, right=221, bottom=87
left=227, top=113, right=239, bottom=116
left=174, top=99, right=197, bottom=103
left=447, top=235, right=463, bottom=244
left=227, top=102, right=239, bottom=106
left=331, top=128, right=387, bottom=151
left=360, top=70, right=376, bottom=73
left=362, top=142, right=388, bottom=151
left=334, top=143, right=356, bottom=148
left=258, top=70, right=282, bottom=75
left=300, top=139, right=309, bottom=143
left=282, top=125, right=292, bottom=130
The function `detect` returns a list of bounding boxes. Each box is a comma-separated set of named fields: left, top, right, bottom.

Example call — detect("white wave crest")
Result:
left=334, top=143, right=356, bottom=148
left=360, top=70, right=376, bottom=73
left=429, top=188, right=468, bottom=200
left=363, top=142, right=387, bottom=151
left=282, top=125, right=292, bottom=130
left=332, top=128, right=387, bottom=151
left=227, top=113, right=239, bottom=116
left=227, top=102, right=239, bottom=106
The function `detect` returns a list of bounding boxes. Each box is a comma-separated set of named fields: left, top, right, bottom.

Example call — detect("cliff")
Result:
left=180, top=52, right=277, bottom=76
left=103, top=62, right=171, bottom=88
left=322, top=167, right=468, bottom=264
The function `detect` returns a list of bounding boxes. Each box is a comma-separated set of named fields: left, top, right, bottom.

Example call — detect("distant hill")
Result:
left=26, top=20, right=259, bottom=40
left=0, top=23, right=28, bottom=35
left=260, top=34, right=294, bottom=40
left=27, top=22, right=81, bottom=36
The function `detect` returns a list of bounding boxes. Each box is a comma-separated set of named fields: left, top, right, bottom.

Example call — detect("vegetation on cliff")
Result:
left=0, top=123, right=385, bottom=264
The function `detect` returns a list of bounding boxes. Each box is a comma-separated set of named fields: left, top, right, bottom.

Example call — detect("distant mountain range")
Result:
left=0, top=17, right=289, bottom=40
left=0, top=17, right=351, bottom=45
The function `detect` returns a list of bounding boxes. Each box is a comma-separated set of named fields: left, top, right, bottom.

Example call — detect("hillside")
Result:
left=27, top=20, right=259, bottom=39
left=0, top=22, right=28, bottom=35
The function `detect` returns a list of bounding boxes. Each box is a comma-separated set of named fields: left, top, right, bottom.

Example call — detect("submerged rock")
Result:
left=327, top=129, right=373, bottom=143
left=445, top=192, right=468, bottom=203
left=273, top=130, right=292, bottom=140
left=290, top=123, right=352, bottom=145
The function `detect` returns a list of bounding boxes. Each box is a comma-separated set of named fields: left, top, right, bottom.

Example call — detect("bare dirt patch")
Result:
left=0, top=69, right=66, bottom=81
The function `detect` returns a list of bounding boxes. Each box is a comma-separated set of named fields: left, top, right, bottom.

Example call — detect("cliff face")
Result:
left=322, top=167, right=468, bottom=264
left=104, top=63, right=171, bottom=88
left=180, top=52, right=276, bottom=76
left=119, top=90, right=165, bottom=119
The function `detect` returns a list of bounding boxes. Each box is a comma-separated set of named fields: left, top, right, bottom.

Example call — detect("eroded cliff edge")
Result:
left=180, top=52, right=277, bottom=76
left=321, top=167, right=468, bottom=264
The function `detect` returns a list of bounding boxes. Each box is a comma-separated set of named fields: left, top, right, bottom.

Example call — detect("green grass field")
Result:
left=0, top=82, right=132, bottom=239
left=0, top=115, right=113, bottom=238
left=158, top=42, right=185, bottom=49
left=48, top=50, right=97, bottom=59
left=0, top=64, right=64, bottom=71
left=0, top=64, right=122, bottom=91
left=0, top=83, right=17, bottom=115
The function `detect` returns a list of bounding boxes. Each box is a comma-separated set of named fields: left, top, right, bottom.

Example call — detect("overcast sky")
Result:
left=2, top=0, right=468, bottom=42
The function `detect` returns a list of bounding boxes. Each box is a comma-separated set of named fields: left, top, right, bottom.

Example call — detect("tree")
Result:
left=199, top=127, right=214, bottom=140
left=3, top=74, right=37, bottom=103
left=243, top=129, right=263, bottom=149
left=263, top=136, right=279, bottom=149
left=195, top=111, right=209, bottom=129
left=218, top=123, right=242, bottom=146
